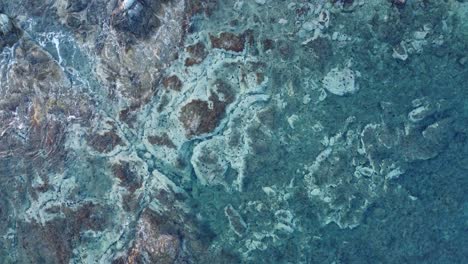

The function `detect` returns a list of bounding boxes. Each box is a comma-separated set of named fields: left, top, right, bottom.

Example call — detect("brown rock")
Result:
left=17, top=220, right=73, bottom=264
left=179, top=99, right=218, bottom=136
left=185, top=42, right=208, bottom=66
left=126, top=209, right=182, bottom=264
left=17, top=203, right=109, bottom=264
left=185, top=0, right=217, bottom=18
left=119, top=107, right=137, bottom=127
left=118, top=100, right=152, bottom=127
left=162, top=75, right=183, bottom=91
left=112, top=161, right=142, bottom=193
left=63, top=203, right=109, bottom=233
left=210, top=32, right=245, bottom=52
left=148, top=133, right=177, bottom=149
left=89, top=130, right=124, bottom=153
left=179, top=80, right=235, bottom=137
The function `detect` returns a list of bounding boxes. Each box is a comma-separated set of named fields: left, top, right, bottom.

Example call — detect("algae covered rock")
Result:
left=0, top=0, right=466, bottom=263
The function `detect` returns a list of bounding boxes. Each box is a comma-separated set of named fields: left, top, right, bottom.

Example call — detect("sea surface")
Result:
left=0, top=0, right=467, bottom=263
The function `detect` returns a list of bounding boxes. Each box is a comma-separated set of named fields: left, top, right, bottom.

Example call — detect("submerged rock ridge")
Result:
left=0, top=0, right=467, bottom=263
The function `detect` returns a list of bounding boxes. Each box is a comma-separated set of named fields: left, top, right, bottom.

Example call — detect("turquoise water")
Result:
left=0, top=0, right=467, bottom=263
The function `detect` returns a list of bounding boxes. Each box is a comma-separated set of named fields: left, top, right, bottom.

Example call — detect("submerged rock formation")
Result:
left=0, top=0, right=466, bottom=263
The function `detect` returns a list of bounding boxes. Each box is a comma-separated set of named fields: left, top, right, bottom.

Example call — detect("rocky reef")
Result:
left=0, top=0, right=467, bottom=263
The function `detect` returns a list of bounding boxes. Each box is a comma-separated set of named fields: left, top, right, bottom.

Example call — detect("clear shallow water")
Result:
left=0, top=0, right=467, bottom=263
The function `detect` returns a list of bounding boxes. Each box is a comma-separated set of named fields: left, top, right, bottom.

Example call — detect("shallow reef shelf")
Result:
left=0, top=0, right=467, bottom=263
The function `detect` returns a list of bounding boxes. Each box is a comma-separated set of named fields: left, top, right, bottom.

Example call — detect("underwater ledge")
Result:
left=0, top=0, right=467, bottom=263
